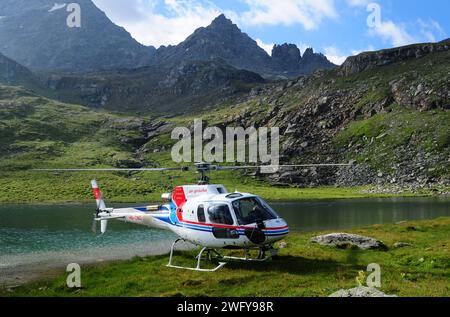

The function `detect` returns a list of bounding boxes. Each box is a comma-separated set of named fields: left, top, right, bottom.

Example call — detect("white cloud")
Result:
left=417, top=19, right=446, bottom=43
left=323, top=46, right=348, bottom=65
left=350, top=45, right=375, bottom=55
left=369, top=20, right=417, bottom=47
left=92, top=0, right=221, bottom=47
left=345, top=0, right=371, bottom=7
left=240, top=0, right=338, bottom=30
left=324, top=45, right=376, bottom=65
left=256, top=38, right=274, bottom=55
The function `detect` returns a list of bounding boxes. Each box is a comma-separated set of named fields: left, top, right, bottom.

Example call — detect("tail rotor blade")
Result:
left=91, top=215, right=97, bottom=234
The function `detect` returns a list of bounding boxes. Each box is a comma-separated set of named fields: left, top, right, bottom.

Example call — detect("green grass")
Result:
left=2, top=217, right=449, bottom=297
left=0, top=169, right=440, bottom=204
left=333, top=107, right=450, bottom=175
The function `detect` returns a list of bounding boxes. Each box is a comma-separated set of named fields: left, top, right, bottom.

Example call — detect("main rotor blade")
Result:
left=34, top=167, right=188, bottom=172
left=216, top=164, right=351, bottom=170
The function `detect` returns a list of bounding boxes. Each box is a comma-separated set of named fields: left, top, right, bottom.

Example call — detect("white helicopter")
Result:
left=37, top=162, right=348, bottom=272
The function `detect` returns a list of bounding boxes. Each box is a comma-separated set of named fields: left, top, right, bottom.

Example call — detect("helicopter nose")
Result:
left=265, top=218, right=289, bottom=238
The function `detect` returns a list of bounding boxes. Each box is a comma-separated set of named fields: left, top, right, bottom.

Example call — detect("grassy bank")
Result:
left=0, top=170, right=444, bottom=204
left=2, top=217, right=449, bottom=297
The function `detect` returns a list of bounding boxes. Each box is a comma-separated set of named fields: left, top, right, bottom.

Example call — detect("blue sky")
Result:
left=92, top=0, right=449, bottom=64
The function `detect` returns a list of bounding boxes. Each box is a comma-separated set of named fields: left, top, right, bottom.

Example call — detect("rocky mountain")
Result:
left=0, top=2, right=334, bottom=77
left=44, top=39, right=449, bottom=189
left=151, top=14, right=336, bottom=78
left=271, top=45, right=335, bottom=78
left=272, top=44, right=302, bottom=71
left=47, top=58, right=265, bottom=114
left=0, top=52, right=47, bottom=94
left=0, top=0, right=154, bottom=72
left=339, top=38, right=450, bottom=76
left=214, top=40, right=450, bottom=188
left=151, top=15, right=272, bottom=75
left=0, top=39, right=448, bottom=191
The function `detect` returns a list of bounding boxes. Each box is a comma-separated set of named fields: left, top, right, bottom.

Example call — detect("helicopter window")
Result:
left=207, top=204, right=234, bottom=225
left=197, top=205, right=206, bottom=223
left=232, top=197, right=278, bottom=225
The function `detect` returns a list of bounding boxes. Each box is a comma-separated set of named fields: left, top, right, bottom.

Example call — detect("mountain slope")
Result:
left=47, top=58, right=265, bottom=114
left=0, top=53, right=39, bottom=87
left=0, top=0, right=154, bottom=72
left=151, top=14, right=336, bottom=78
left=0, top=40, right=448, bottom=191
left=0, top=52, right=48, bottom=95
left=213, top=39, right=450, bottom=187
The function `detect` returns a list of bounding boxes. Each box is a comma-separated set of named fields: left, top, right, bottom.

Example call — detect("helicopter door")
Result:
left=232, top=198, right=267, bottom=244
left=206, top=204, right=239, bottom=239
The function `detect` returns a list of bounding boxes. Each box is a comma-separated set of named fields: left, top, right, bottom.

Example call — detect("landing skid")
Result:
left=222, top=247, right=278, bottom=262
left=166, top=239, right=227, bottom=272
left=166, top=239, right=277, bottom=271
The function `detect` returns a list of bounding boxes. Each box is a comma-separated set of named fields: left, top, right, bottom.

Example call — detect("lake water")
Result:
left=0, top=197, right=449, bottom=284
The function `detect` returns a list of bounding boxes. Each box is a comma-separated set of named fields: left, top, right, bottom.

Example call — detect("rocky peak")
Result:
left=303, top=48, right=315, bottom=59
left=298, top=47, right=336, bottom=75
left=152, top=15, right=336, bottom=78
left=272, top=44, right=302, bottom=71
left=339, top=38, right=450, bottom=76
left=152, top=14, right=272, bottom=74
left=0, top=0, right=154, bottom=72
left=210, top=14, right=235, bottom=29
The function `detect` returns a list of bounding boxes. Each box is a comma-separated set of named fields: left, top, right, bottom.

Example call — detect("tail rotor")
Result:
left=91, top=179, right=108, bottom=234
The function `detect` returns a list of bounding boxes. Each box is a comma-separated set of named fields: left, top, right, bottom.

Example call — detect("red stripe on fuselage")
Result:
left=179, top=219, right=288, bottom=231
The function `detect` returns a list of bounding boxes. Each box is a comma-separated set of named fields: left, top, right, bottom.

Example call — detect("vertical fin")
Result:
left=91, top=180, right=106, bottom=210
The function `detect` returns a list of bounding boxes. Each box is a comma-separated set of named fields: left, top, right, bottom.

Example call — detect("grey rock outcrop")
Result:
left=339, top=38, right=450, bottom=76
left=329, top=286, right=397, bottom=297
left=272, top=44, right=302, bottom=71
left=311, top=233, right=386, bottom=250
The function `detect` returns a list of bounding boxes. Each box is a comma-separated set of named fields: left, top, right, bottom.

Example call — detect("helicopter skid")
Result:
left=166, top=239, right=227, bottom=272
left=222, top=255, right=270, bottom=262
left=166, top=262, right=227, bottom=272
left=166, top=239, right=279, bottom=271
left=222, top=247, right=278, bottom=262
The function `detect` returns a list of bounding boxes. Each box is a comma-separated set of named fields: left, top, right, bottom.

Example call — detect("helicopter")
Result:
left=36, top=162, right=349, bottom=272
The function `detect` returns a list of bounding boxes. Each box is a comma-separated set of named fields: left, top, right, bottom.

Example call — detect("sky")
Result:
left=92, top=0, right=449, bottom=65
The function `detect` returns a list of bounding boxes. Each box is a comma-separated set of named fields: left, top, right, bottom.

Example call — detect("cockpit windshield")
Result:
left=232, top=197, right=279, bottom=225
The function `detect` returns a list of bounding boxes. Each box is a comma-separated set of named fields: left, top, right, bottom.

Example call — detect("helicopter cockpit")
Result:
left=181, top=189, right=282, bottom=229
left=231, top=196, right=279, bottom=225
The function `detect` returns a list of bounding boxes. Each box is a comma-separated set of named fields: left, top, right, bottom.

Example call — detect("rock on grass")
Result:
left=329, top=286, right=397, bottom=297
left=311, top=233, right=386, bottom=250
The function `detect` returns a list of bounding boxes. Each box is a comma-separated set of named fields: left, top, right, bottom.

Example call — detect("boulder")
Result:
left=311, top=233, right=386, bottom=250
left=329, top=286, right=397, bottom=297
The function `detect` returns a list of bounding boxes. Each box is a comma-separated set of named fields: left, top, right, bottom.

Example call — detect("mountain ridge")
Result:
left=0, top=38, right=448, bottom=190
left=150, top=14, right=336, bottom=78
left=0, top=2, right=336, bottom=78
left=0, top=0, right=155, bottom=73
